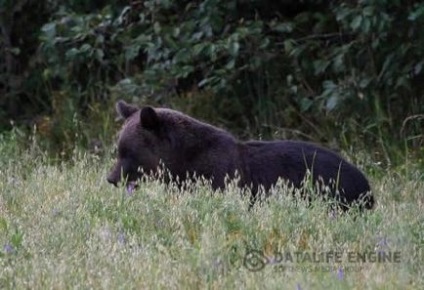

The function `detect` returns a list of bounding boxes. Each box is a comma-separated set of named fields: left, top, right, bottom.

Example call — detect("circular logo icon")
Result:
left=243, top=249, right=268, bottom=272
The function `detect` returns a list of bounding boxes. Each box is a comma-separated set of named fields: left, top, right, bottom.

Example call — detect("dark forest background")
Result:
left=1, top=0, right=423, bottom=164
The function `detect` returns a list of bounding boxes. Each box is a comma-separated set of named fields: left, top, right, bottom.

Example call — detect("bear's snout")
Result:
left=107, top=164, right=123, bottom=186
left=107, top=173, right=119, bottom=186
left=107, top=161, right=137, bottom=187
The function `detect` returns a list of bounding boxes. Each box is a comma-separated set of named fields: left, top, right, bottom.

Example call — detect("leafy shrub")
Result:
left=1, top=0, right=423, bottom=159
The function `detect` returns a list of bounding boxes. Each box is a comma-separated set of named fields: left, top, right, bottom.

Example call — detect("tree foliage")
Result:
left=1, top=0, right=423, bottom=155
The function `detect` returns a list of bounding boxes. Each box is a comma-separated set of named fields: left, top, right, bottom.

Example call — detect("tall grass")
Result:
left=0, top=135, right=423, bottom=289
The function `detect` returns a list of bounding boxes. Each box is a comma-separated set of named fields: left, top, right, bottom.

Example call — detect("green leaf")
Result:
left=259, top=38, right=270, bottom=49
left=80, top=43, right=92, bottom=53
left=173, top=48, right=190, bottom=63
left=225, top=59, right=235, bottom=70
left=229, top=42, right=240, bottom=57
left=395, top=77, right=410, bottom=90
left=125, top=44, right=140, bottom=61
left=192, top=32, right=204, bottom=41
left=379, top=53, right=395, bottom=79
left=313, top=60, right=330, bottom=75
left=408, top=5, right=424, bottom=21
left=332, top=54, right=345, bottom=72
left=209, top=44, right=217, bottom=61
left=362, top=17, right=371, bottom=33
left=193, top=43, right=207, bottom=56
left=414, top=61, right=424, bottom=75
left=95, top=49, right=104, bottom=61
left=359, top=78, right=372, bottom=89
left=173, top=27, right=181, bottom=38
left=323, top=80, right=337, bottom=90
left=198, top=78, right=210, bottom=87
left=283, top=40, right=294, bottom=53
left=272, top=22, right=293, bottom=33
left=300, top=97, right=313, bottom=112
left=326, top=95, right=338, bottom=111
left=9, top=47, right=20, bottom=55
left=11, top=231, right=23, bottom=248
left=363, top=6, right=374, bottom=17
left=41, top=22, right=56, bottom=40
left=350, top=15, right=363, bottom=31
left=154, top=22, right=161, bottom=34
left=65, top=48, right=80, bottom=60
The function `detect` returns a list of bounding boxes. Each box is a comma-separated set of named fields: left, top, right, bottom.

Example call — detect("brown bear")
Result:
left=107, top=100, right=375, bottom=210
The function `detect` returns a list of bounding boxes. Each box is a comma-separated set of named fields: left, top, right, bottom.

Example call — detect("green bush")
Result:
left=1, top=0, right=423, bottom=159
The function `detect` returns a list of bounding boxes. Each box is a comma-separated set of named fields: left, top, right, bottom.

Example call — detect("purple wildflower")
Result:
left=52, top=208, right=61, bottom=217
left=126, top=181, right=136, bottom=196
left=337, top=267, right=344, bottom=280
left=376, top=236, right=389, bottom=253
left=3, top=243, right=14, bottom=254
left=329, top=210, right=337, bottom=219
left=378, top=237, right=388, bottom=248
left=117, top=232, right=126, bottom=245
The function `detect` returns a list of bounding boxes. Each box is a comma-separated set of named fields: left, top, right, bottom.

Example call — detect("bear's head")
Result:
left=107, top=100, right=173, bottom=188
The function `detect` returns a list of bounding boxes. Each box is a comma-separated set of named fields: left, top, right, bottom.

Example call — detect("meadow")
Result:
left=0, top=135, right=423, bottom=290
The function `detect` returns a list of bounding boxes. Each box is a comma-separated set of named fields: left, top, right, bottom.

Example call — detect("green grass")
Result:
left=0, top=139, right=423, bottom=290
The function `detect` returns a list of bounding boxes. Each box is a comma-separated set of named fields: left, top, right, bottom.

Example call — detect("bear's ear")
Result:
left=116, top=100, right=138, bottom=119
left=140, top=106, right=160, bottom=131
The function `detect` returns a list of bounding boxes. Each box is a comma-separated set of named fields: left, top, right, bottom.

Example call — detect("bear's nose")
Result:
left=107, top=176, right=118, bottom=186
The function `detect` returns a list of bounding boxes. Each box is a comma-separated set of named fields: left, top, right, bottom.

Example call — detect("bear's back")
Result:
left=241, top=140, right=372, bottom=208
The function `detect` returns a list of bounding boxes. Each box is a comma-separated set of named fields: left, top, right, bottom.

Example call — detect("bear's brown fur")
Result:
left=107, top=100, right=375, bottom=210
